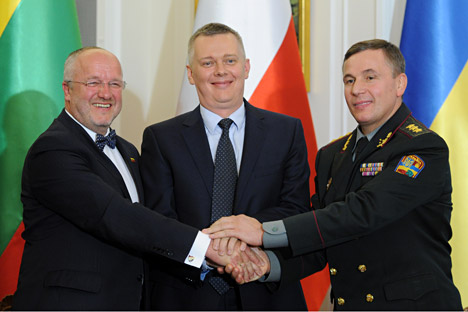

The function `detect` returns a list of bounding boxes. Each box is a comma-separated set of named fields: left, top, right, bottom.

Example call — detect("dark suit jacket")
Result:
left=140, top=101, right=310, bottom=310
left=13, top=110, right=200, bottom=310
left=276, top=103, right=462, bottom=310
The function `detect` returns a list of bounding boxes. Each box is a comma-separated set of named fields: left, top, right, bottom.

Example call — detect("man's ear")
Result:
left=396, top=73, right=407, bottom=97
left=187, top=65, right=195, bottom=85
left=244, top=58, right=251, bottom=79
left=62, top=81, right=72, bottom=101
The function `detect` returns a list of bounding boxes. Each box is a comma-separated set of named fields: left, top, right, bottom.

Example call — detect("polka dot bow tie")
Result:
left=95, top=129, right=116, bottom=151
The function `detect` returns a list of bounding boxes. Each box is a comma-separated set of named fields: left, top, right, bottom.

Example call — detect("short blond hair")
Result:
left=188, top=23, right=245, bottom=65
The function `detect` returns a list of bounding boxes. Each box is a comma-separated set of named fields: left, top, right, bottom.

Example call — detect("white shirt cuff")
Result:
left=184, top=231, right=211, bottom=268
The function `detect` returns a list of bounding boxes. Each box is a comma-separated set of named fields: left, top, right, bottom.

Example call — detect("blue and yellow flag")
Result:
left=0, top=0, right=81, bottom=300
left=400, top=0, right=468, bottom=306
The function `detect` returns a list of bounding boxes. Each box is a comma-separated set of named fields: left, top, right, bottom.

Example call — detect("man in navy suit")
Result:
left=13, top=47, right=255, bottom=310
left=140, top=23, right=310, bottom=310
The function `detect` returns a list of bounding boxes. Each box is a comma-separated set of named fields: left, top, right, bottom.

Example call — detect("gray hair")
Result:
left=63, top=46, right=105, bottom=81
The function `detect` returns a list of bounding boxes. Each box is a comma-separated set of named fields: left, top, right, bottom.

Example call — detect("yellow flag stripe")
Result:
left=431, top=60, right=468, bottom=304
left=0, top=0, right=21, bottom=38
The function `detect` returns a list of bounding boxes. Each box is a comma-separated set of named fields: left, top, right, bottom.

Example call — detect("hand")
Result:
left=207, top=240, right=266, bottom=281
left=224, top=247, right=270, bottom=284
left=212, top=237, right=247, bottom=256
left=202, top=214, right=263, bottom=246
left=205, top=239, right=241, bottom=268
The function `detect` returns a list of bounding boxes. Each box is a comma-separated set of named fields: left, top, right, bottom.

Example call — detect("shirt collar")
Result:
left=200, top=103, right=246, bottom=134
left=353, top=125, right=381, bottom=152
left=65, top=109, right=111, bottom=141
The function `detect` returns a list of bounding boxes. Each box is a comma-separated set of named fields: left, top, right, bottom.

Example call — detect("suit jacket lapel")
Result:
left=235, top=102, right=266, bottom=209
left=181, top=106, right=215, bottom=197
left=117, top=139, right=144, bottom=202
left=58, top=110, right=131, bottom=199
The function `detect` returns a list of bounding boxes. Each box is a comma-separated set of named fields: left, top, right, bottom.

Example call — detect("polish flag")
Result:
left=177, top=0, right=330, bottom=310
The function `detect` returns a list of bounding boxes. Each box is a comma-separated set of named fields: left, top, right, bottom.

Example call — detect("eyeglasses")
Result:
left=66, top=80, right=127, bottom=90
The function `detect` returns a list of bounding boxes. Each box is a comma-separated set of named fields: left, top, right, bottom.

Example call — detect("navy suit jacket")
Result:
left=13, top=110, right=199, bottom=310
left=140, top=101, right=310, bottom=310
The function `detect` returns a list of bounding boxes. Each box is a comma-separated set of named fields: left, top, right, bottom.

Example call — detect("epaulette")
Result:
left=323, top=132, right=353, bottom=151
left=398, top=115, right=431, bottom=138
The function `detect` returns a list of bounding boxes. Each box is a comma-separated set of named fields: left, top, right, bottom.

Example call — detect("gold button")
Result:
left=366, top=294, right=374, bottom=303
left=330, top=268, right=337, bottom=276
left=358, top=264, right=367, bottom=272
left=337, top=297, right=345, bottom=306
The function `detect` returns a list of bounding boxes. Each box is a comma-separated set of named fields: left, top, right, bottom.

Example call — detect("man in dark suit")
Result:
left=12, top=47, right=256, bottom=310
left=207, top=39, right=463, bottom=310
left=140, top=23, right=309, bottom=310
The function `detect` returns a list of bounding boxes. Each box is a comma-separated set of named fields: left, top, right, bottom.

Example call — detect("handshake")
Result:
left=202, top=214, right=268, bottom=284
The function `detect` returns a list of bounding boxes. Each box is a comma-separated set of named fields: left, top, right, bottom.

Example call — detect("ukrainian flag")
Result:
left=400, top=0, right=468, bottom=306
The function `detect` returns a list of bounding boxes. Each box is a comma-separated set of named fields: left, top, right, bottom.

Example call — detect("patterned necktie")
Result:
left=209, top=118, right=237, bottom=295
left=95, top=129, right=116, bottom=151
left=354, top=136, right=369, bottom=162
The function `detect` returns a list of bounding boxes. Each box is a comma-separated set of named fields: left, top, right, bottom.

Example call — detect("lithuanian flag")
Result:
left=0, top=0, right=81, bottom=300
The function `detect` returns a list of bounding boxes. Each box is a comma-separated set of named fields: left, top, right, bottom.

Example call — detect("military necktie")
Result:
left=354, top=136, right=369, bottom=162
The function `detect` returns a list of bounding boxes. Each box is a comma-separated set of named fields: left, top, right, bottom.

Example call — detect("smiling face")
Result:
left=187, top=33, right=250, bottom=117
left=343, top=49, right=407, bottom=135
left=62, top=49, right=123, bottom=135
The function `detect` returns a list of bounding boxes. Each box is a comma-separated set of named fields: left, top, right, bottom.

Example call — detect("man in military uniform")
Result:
left=205, top=39, right=462, bottom=310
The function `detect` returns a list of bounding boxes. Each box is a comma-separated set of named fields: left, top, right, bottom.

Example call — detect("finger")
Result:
left=239, top=250, right=255, bottom=281
left=244, top=246, right=264, bottom=267
left=251, top=247, right=267, bottom=266
left=217, top=267, right=225, bottom=274
left=232, top=266, right=245, bottom=284
left=218, top=237, right=230, bottom=256
left=239, top=241, right=247, bottom=252
left=208, top=230, right=236, bottom=240
left=203, top=217, right=234, bottom=234
left=227, top=237, right=238, bottom=256
left=224, top=263, right=234, bottom=274
left=252, top=248, right=270, bottom=275
left=243, top=260, right=256, bottom=281
left=249, top=262, right=263, bottom=281
left=212, top=238, right=220, bottom=251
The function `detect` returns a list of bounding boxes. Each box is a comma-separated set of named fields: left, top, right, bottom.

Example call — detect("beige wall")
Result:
left=97, top=0, right=195, bottom=149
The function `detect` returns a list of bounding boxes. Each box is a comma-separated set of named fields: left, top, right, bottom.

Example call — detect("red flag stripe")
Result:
left=0, top=222, right=24, bottom=300
left=249, top=17, right=329, bottom=311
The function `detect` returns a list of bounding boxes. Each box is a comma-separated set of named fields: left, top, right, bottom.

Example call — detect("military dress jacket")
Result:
left=277, top=103, right=462, bottom=310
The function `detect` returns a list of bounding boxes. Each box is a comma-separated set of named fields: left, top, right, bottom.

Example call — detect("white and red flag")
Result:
left=177, top=0, right=330, bottom=309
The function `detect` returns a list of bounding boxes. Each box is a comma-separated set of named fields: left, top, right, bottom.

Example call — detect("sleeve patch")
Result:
left=394, top=155, right=425, bottom=178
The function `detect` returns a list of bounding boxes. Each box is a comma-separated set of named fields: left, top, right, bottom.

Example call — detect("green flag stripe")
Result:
left=0, top=0, right=81, bottom=253
left=0, top=0, right=21, bottom=38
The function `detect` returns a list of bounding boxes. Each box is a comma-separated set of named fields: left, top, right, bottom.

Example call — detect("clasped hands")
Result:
left=203, top=215, right=268, bottom=284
